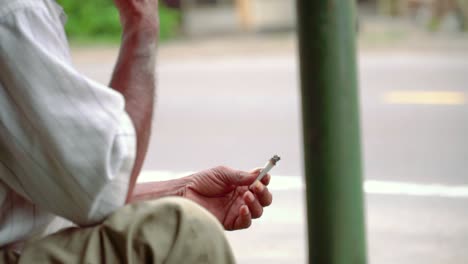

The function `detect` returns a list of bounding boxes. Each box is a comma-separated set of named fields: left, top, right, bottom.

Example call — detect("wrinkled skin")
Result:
left=185, top=166, right=273, bottom=230
left=112, top=0, right=274, bottom=231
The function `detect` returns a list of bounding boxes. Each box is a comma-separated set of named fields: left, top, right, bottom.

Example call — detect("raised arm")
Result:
left=110, top=0, right=159, bottom=202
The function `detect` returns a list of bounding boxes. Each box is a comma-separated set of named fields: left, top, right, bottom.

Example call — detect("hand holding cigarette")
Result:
left=250, top=155, right=280, bottom=190
left=184, top=164, right=275, bottom=230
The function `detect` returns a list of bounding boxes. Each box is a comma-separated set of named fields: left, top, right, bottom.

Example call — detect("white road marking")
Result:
left=139, top=171, right=468, bottom=199
left=383, top=91, right=465, bottom=105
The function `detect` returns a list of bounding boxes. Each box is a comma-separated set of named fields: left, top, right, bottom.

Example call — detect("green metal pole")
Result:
left=296, top=1, right=367, bottom=264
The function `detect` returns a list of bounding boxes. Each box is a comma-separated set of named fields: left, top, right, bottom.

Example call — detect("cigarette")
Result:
left=250, top=155, right=280, bottom=188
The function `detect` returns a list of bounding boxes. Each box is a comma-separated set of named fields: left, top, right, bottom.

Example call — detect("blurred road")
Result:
left=74, top=40, right=468, bottom=263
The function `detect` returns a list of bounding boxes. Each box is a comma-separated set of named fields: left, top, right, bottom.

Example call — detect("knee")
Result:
left=111, top=197, right=234, bottom=263
left=149, top=197, right=223, bottom=233
left=152, top=198, right=234, bottom=263
left=109, top=197, right=225, bottom=239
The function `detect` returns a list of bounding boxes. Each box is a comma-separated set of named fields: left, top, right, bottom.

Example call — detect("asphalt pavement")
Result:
left=73, top=36, right=468, bottom=264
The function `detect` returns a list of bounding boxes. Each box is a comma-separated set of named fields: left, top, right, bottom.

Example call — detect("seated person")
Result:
left=0, top=0, right=273, bottom=263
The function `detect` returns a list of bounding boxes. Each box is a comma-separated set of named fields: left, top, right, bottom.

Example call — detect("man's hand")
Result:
left=113, top=0, right=159, bottom=31
left=184, top=166, right=273, bottom=231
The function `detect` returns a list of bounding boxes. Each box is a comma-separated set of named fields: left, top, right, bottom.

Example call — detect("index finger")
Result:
left=261, top=173, right=271, bottom=186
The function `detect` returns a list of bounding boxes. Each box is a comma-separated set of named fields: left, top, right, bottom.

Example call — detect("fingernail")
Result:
left=240, top=171, right=251, bottom=178
left=255, top=181, right=264, bottom=192
left=242, top=206, right=249, bottom=216
left=247, top=192, right=255, bottom=203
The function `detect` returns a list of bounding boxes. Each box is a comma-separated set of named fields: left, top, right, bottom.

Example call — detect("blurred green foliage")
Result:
left=55, top=0, right=180, bottom=43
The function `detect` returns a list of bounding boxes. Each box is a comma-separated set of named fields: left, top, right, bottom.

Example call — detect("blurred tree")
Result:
left=56, top=0, right=180, bottom=42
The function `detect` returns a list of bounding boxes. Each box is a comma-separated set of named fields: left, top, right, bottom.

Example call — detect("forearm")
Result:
left=110, top=22, right=158, bottom=202
left=129, top=178, right=191, bottom=203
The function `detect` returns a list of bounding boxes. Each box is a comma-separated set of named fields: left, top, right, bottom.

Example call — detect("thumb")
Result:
left=235, top=168, right=262, bottom=186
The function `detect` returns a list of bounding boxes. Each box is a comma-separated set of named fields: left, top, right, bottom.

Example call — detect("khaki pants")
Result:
left=1, top=197, right=235, bottom=264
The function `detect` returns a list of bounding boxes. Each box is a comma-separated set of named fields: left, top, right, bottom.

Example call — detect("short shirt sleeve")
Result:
left=0, top=1, right=136, bottom=227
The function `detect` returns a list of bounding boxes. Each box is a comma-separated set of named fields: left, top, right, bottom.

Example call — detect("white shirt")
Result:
left=0, top=0, right=136, bottom=247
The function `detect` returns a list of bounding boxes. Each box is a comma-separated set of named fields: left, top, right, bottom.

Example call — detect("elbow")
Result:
left=78, top=120, right=135, bottom=226
left=66, top=114, right=136, bottom=226
left=72, top=180, right=129, bottom=227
